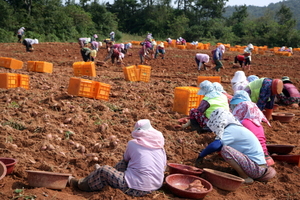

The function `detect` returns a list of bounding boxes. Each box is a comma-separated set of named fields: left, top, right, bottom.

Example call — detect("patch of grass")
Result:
left=2, top=120, right=26, bottom=130
left=11, top=188, right=37, bottom=200
left=104, top=103, right=121, bottom=112
left=65, top=130, right=74, bottom=140
left=8, top=101, right=19, bottom=108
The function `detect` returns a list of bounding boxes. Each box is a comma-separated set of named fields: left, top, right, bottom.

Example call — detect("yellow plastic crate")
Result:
left=123, top=65, right=139, bottom=82
left=0, top=57, right=23, bottom=69
left=0, top=73, right=29, bottom=89
left=137, top=65, right=151, bottom=83
left=27, top=61, right=53, bottom=73
left=73, top=61, right=96, bottom=77
left=197, top=76, right=221, bottom=86
left=173, top=86, right=203, bottom=115
left=95, top=82, right=111, bottom=101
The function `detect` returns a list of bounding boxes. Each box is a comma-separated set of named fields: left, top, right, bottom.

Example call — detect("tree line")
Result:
left=1, top=0, right=300, bottom=47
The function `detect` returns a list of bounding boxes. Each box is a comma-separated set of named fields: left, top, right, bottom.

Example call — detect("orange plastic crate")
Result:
left=137, top=65, right=151, bottom=83
left=95, top=82, right=111, bottom=101
left=0, top=73, right=29, bottom=89
left=68, top=77, right=96, bottom=98
left=27, top=61, right=36, bottom=72
left=173, top=87, right=203, bottom=115
left=19, top=74, right=30, bottom=90
left=123, top=65, right=139, bottom=82
left=73, top=62, right=96, bottom=77
left=197, top=76, right=221, bottom=86
left=0, top=57, right=23, bottom=69
left=35, top=61, right=53, bottom=73
left=68, top=77, right=110, bottom=100
left=27, top=61, right=53, bottom=73
left=177, top=45, right=186, bottom=50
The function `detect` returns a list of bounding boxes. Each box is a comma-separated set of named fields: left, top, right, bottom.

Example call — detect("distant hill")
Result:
left=224, top=0, right=300, bottom=29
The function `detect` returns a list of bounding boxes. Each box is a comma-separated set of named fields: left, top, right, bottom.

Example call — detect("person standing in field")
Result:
left=17, top=27, right=25, bottom=43
left=110, top=31, right=115, bottom=42
left=243, top=43, right=254, bottom=70
left=212, top=44, right=225, bottom=72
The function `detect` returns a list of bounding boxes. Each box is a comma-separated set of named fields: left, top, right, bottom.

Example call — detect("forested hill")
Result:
left=224, top=0, right=300, bottom=29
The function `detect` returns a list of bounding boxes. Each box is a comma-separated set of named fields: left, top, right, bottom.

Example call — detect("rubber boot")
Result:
left=263, top=108, right=273, bottom=121
left=265, top=154, right=275, bottom=166
left=190, top=119, right=202, bottom=133
left=226, top=159, right=254, bottom=184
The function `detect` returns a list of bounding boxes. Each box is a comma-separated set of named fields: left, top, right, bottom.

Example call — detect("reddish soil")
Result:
left=0, top=42, right=299, bottom=200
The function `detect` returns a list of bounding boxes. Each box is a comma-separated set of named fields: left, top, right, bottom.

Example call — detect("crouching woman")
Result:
left=69, top=119, right=167, bottom=197
left=195, top=108, right=276, bottom=184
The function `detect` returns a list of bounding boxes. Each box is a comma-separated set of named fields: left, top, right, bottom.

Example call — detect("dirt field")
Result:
left=0, top=42, right=299, bottom=200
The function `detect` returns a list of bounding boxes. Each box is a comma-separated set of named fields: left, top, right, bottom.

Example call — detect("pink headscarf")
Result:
left=232, top=101, right=271, bottom=127
left=131, top=119, right=165, bottom=149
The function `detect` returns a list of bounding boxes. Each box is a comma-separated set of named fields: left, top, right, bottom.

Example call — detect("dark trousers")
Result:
left=22, top=40, right=32, bottom=52
left=81, top=51, right=90, bottom=62
left=234, top=56, right=244, bottom=67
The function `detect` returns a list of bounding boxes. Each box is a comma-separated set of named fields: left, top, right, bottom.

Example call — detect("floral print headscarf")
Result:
left=207, top=108, right=242, bottom=140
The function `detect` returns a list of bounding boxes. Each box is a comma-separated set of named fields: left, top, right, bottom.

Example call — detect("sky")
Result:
left=226, top=0, right=284, bottom=7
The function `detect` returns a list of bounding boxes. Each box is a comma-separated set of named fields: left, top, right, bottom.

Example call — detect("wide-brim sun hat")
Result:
left=247, top=75, right=259, bottom=83
left=282, top=76, right=292, bottom=83
left=230, top=90, right=251, bottom=105
left=197, top=80, right=212, bottom=95
left=231, top=71, right=247, bottom=83
left=271, top=79, right=283, bottom=95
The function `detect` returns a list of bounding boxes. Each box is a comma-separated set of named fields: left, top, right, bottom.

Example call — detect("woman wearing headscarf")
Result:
left=186, top=80, right=229, bottom=133
left=213, top=82, right=233, bottom=104
left=22, top=38, right=39, bottom=52
left=231, top=71, right=249, bottom=93
left=244, top=77, right=283, bottom=120
left=276, top=76, right=300, bottom=108
left=69, top=119, right=166, bottom=197
left=247, top=75, right=259, bottom=83
left=243, top=43, right=254, bottom=70
left=195, top=108, right=276, bottom=184
left=230, top=90, right=274, bottom=166
left=212, top=44, right=225, bottom=72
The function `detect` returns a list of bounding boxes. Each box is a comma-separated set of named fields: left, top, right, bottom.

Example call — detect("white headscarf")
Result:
left=207, top=108, right=242, bottom=140
left=218, top=44, right=225, bottom=54
left=231, top=71, right=249, bottom=93
left=131, top=119, right=165, bottom=149
left=231, top=71, right=247, bottom=84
